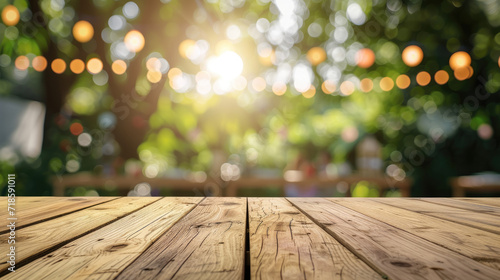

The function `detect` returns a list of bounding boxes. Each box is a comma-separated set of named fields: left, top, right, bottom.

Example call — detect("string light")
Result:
left=360, top=78, right=373, bottom=92
left=322, top=80, right=336, bottom=94
left=402, top=45, right=424, bottom=67
left=1, top=5, right=20, bottom=26
left=14, top=56, right=29, bottom=70
left=306, top=47, right=326, bottom=66
left=396, top=74, right=411, bottom=89
left=51, top=59, right=66, bottom=74
left=72, top=20, right=94, bottom=43
left=379, top=77, right=394, bottom=91
left=124, top=30, right=145, bottom=52
left=302, top=85, right=316, bottom=98
left=32, top=56, right=47, bottom=72
left=434, top=70, right=449, bottom=85
left=70, top=59, right=85, bottom=74
left=416, top=71, right=431, bottom=86
left=356, top=48, right=376, bottom=68
left=87, top=58, right=103, bottom=74
left=449, top=51, right=471, bottom=70
left=112, top=60, right=127, bottom=75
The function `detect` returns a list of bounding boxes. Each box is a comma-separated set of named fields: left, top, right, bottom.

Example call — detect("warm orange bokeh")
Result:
left=396, top=74, right=411, bottom=89
left=124, top=30, right=145, bottom=52
left=402, top=45, right=423, bottom=67
left=51, top=59, right=66, bottom=74
left=356, top=48, right=376, bottom=68
left=360, top=78, right=373, bottom=92
left=70, top=59, right=85, bottom=74
left=321, top=80, right=336, bottom=94
left=307, top=47, right=327, bottom=66
left=434, top=70, right=449, bottom=85
left=454, top=66, right=473, bottom=81
left=340, top=81, right=355, bottom=96
left=112, top=60, right=127, bottom=75
left=302, top=85, right=316, bottom=98
left=449, top=51, right=471, bottom=70
left=14, top=56, right=29, bottom=70
left=1, top=5, right=20, bottom=26
left=72, top=20, right=94, bottom=43
left=379, top=77, right=394, bottom=91
left=32, top=56, right=48, bottom=72
left=87, top=58, right=103, bottom=74
left=416, top=71, right=431, bottom=86
left=272, top=82, right=287, bottom=96
left=147, top=71, right=162, bottom=83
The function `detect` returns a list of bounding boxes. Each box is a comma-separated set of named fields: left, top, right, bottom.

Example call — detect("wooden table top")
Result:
left=1, top=197, right=499, bottom=279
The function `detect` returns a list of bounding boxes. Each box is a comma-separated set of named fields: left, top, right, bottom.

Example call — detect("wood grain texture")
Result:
left=0, top=197, right=116, bottom=234
left=289, top=197, right=500, bottom=280
left=456, top=198, right=500, bottom=208
left=0, top=197, right=159, bottom=272
left=2, top=197, right=201, bottom=280
left=248, top=198, right=382, bottom=280
left=116, top=197, right=246, bottom=280
left=378, top=198, right=500, bottom=234
left=420, top=198, right=500, bottom=217
left=330, top=198, right=500, bottom=270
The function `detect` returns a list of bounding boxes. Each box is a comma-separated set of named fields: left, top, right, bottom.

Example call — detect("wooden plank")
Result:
left=456, top=198, right=500, bottom=208
left=289, top=198, right=500, bottom=280
left=0, top=197, right=116, bottom=234
left=116, top=197, right=246, bottom=280
left=248, top=198, right=381, bottom=280
left=419, top=198, right=500, bottom=217
left=378, top=198, right=500, bottom=234
left=0, top=197, right=159, bottom=272
left=330, top=198, right=500, bottom=270
left=2, top=197, right=202, bottom=280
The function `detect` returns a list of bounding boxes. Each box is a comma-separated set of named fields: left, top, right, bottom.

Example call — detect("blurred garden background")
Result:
left=1, top=0, right=500, bottom=197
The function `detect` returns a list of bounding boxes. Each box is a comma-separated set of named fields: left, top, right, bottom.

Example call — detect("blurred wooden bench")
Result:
left=451, top=174, right=500, bottom=197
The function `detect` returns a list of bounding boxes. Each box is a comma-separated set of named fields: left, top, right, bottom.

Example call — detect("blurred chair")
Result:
left=450, top=173, right=500, bottom=197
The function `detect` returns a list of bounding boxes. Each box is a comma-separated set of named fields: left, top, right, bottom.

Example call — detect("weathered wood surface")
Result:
left=1, top=197, right=499, bottom=280
left=248, top=198, right=381, bottom=279
left=0, top=197, right=159, bottom=272
left=2, top=197, right=202, bottom=279
left=330, top=198, right=500, bottom=270
left=378, top=198, right=500, bottom=234
left=0, top=197, right=116, bottom=233
left=116, top=197, right=247, bottom=280
left=289, top=198, right=500, bottom=280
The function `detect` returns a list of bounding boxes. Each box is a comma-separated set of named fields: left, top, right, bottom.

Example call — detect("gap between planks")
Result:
left=1, top=197, right=204, bottom=280
left=288, top=197, right=500, bottom=280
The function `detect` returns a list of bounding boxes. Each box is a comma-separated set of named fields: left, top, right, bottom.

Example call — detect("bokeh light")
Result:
left=112, top=60, right=127, bottom=75
left=251, top=77, right=266, bottom=92
left=32, top=56, right=47, bottom=72
left=14, top=56, right=29, bottom=71
left=402, top=45, right=424, bottom=67
left=207, top=51, right=243, bottom=79
left=321, top=80, right=336, bottom=94
left=416, top=71, right=431, bottom=86
left=477, top=124, right=493, bottom=140
left=454, top=66, right=473, bottom=81
left=379, top=77, right=394, bottom=91
left=360, top=78, right=373, bottom=92
left=356, top=48, right=375, bottom=68
left=434, top=70, right=449, bottom=85
left=302, top=85, right=316, bottom=98
left=51, top=59, right=66, bottom=74
left=1, top=5, right=20, bottom=26
left=72, top=20, right=94, bottom=43
left=70, top=59, right=85, bottom=74
left=124, top=30, right=145, bottom=52
left=396, top=74, right=411, bottom=89
left=70, top=123, right=84, bottom=136
left=272, top=82, right=287, bottom=96
left=340, top=81, right=355, bottom=96
left=87, top=58, right=103, bottom=74
left=147, top=71, right=162, bottom=83
left=178, top=39, right=196, bottom=59
left=449, top=51, right=471, bottom=70
left=306, top=47, right=326, bottom=66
